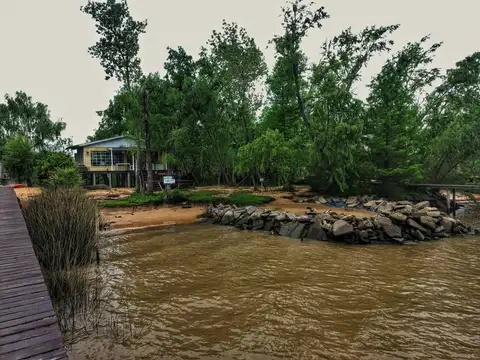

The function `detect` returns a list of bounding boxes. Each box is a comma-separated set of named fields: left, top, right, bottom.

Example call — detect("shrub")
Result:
left=23, top=188, right=98, bottom=270
left=36, top=150, right=77, bottom=185
left=43, top=167, right=83, bottom=189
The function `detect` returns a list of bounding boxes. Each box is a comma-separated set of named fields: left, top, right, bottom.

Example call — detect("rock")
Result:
left=234, top=213, right=249, bottom=227
left=264, top=218, right=275, bottom=232
left=407, top=219, right=429, bottom=234
left=286, top=213, right=297, bottom=221
left=315, top=196, right=327, bottom=204
left=279, top=222, right=296, bottom=237
left=233, top=209, right=246, bottom=219
left=306, top=220, right=328, bottom=241
left=332, top=220, right=354, bottom=237
left=420, top=216, right=436, bottom=230
left=251, top=219, right=264, bottom=230
left=397, top=205, right=413, bottom=215
left=290, top=223, right=307, bottom=239
left=397, top=200, right=413, bottom=206
left=364, top=200, right=378, bottom=208
left=357, top=230, right=370, bottom=243
left=425, top=207, right=438, bottom=212
left=388, top=212, right=407, bottom=223
left=383, top=224, right=402, bottom=238
left=434, top=226, right=445, bottom=233
left=414, top=229, right=425, bottom=241
left=221, top=211, right=234, bottom=225
left=426, top=211, right=441, bottom=218
left=375, top=215, right=393, bottom=229
left=245, top=206, right=257, bottom=215
left=342, top=214, right=355, bottom=222
left=390, top=237, right=404, bottom=244
left=275, top=213, right=287, bottom=222
left=415, top=201, right=430, bottom=210
left=440, top=217, right=453, bottom=233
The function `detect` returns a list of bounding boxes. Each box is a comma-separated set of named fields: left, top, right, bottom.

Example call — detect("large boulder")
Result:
left=419, top=216, right=436, bottom=230
left=290, top=223, right=307, bottom=239
left=221, top=210, right=234, bottom=225
left=414, top=201, right=430, bottom=210
left=440, top=217, right=454, bottom=233
left=388, top=212, right=407, bottom=223
left=332, top=220, right=354, bottom=237
left=279, top=222, right=296, bottom=237
left=407, top=218, right=429, bottom=234
left=383, top=224, right=402, bottom=239
left=306, top=220, right=328, bottom=241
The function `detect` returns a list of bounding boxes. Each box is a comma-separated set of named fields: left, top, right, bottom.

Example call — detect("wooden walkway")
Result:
left=0, top=188, right=67, bottom=360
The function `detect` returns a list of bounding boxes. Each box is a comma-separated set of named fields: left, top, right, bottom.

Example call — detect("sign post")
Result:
left=163, top=176, right=175, bottom=199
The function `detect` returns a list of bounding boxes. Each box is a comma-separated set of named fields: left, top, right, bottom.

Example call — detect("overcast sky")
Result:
left=0, top=0, right=478, bottom=144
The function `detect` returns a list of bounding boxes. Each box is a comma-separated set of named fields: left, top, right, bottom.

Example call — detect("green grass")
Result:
left=101, top=192, right=165, bottom=207
left=100, top=190, right=274, bottom=208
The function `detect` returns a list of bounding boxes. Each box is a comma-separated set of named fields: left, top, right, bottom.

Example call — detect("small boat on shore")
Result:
left=0, top=184, right=25, bottom=189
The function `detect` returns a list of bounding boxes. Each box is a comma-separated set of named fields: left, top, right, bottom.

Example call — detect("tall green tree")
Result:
left=307, top=25, right=399, bottom=192
left=365, top=36, right=442, bottom=195
left=81, top=0, right=147, bottom=90
left=272, top=0, right=329, bottom=132
left=82, top=0, right=148, bottom=191
left=0, top=91, right=67, bottom=155
left=423, top=52, right=480, bottom=182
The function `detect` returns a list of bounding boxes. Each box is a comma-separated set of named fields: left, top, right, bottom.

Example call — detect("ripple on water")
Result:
left=70, top=225, right=480, bottom=360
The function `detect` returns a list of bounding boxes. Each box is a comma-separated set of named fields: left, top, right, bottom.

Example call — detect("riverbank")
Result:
left=15, top=186, right=377, bottom=230
left=202, top=202, right=476, bottom=244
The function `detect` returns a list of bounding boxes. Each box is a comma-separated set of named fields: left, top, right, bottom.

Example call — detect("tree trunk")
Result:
left=143, top=89, right=153, bottom=194
left=135, top=143, right=143, bottom=193
left=292, top=62, right=311, bottom=133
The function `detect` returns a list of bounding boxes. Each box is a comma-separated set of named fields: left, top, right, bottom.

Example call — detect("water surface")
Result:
left=70, top=224, right=480, bottom=359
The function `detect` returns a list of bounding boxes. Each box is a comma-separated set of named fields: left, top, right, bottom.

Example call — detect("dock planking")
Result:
left=0, top=189, right=67, bottom=360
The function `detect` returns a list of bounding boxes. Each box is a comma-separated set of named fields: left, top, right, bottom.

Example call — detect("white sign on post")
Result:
left=163, top=176, right=175, bottom=184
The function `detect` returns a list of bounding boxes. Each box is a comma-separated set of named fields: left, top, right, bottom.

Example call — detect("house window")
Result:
left=91, top=151, right=111, bottom=166
left=113, top=152, right=125, bottom=165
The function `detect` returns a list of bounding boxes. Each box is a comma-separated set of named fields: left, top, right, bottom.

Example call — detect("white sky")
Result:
left=0, top=0, right=478, bottom=144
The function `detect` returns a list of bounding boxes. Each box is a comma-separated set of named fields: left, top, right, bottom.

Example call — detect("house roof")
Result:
left=67, top=135, right=128, bottom=150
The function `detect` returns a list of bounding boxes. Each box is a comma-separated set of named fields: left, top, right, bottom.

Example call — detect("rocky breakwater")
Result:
left=202, top=201, right=476, bottom=245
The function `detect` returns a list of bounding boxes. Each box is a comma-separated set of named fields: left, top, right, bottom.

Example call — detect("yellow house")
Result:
left=68, top=136, right=169, bottom=188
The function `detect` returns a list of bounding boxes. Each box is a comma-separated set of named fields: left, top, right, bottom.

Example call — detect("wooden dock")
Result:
left=0, top=188, right=67, bottom=359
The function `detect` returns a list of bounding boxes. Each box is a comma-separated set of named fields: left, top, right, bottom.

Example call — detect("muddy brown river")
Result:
left=70, top=224, right=480, bottom=359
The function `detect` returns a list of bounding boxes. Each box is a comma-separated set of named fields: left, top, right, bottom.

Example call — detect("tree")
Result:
left=81, top=0, right=147, bottom=90
left=82, top=0, right=148, bottom=191
left=307, top=25, right=399, bottom=192
left=423, top=52, right=480, bottom=182
left=365, top=36, right=442, bottom=195
left=2, top=135, right=35, bottom=186
left=0, top=91, right=66, bottom=155
left=272, top=0, right=329, bottom=132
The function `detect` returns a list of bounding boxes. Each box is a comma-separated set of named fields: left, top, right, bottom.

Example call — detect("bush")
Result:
left=36, top=150, right=77, bottom=185
left=44, top=167, right=83, bottom=189
left=23, top=188, right=98, bottom=270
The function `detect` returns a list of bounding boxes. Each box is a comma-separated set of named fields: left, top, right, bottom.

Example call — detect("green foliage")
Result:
left=43, top=168, right=83, bottom=190
left=36, top=150, right=77, bottom=184
left=83, top=0, right=480, bottom=195
left=0, top=91, right=67, bottom=155
left=2, top=135, right=35, bottom=184
left=81, top=0, right=147, bottom=90
left=100, top=192, right=165, bottom=207
left=100, top=190, right=273, bottom=207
